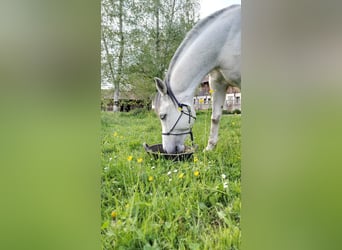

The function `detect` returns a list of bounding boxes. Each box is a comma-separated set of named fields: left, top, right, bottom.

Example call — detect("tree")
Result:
left=101, top=0, right=126, bottom=112
left=101, top=0, right=200, bottom=111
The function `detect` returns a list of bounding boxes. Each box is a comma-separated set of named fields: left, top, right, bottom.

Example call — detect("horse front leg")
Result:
left=205, top=73, right=228, bottom=151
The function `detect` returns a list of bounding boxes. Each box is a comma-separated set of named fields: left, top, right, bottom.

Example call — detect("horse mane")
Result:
left=165, top=4, right=240, bottom=85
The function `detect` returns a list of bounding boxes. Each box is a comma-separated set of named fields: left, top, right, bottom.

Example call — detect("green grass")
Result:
left=101, top=110, right=241, bottom=249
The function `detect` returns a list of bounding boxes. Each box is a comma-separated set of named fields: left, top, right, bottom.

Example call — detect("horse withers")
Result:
left=154, top=5, right=241, bottom=154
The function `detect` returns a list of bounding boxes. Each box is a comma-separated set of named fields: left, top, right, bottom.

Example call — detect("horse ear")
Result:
left=155, top=77, right=167, bottom=95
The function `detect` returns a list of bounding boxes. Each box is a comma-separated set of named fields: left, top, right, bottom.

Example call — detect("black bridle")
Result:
left=162, top=85, right=196, bottom=145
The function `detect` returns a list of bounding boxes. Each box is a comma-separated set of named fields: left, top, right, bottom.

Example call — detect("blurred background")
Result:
left=1, top=0, right=342, bottom=249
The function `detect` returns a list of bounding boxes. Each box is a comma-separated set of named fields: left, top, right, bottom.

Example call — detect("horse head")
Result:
left=154, top=78, right=196, bottom=154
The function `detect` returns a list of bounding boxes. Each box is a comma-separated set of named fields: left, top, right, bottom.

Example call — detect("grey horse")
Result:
left=154, top=5, right=241, bottom=153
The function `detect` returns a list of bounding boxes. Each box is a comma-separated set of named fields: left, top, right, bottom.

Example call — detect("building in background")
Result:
left=102, top=76, right=242, bottom=113
left=101, top=89, right=151, bottom=112
left=193, top=76, right=241, bottom=112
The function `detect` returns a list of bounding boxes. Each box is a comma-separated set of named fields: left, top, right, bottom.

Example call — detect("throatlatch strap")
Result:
left=162, top=82, right=196, bottom=146
left=189, top=129, right=194, bottom=146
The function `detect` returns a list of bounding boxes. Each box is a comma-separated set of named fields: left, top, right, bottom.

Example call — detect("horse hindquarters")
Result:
left=205, top=70, right=229, bottom=151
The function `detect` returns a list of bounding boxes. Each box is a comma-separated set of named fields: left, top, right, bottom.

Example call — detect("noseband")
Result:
left=161, top=85, right=196, bottom=145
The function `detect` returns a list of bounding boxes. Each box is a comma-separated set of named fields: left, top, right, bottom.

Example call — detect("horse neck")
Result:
left=168, top=55, right=214, bottom=106
left=166, top=7, right=234, bottom=105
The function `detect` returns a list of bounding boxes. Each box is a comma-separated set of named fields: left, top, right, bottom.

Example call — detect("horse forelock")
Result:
left=154, top=92, right=161, bottom=114
left=154, top=81, right=179, bottom=115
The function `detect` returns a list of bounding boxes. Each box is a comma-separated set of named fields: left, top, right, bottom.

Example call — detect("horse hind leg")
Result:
left=205, top=70, right=229, bottom=151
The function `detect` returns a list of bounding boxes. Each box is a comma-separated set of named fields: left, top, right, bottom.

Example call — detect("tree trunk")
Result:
left=114, top=0, right=125, bottom=112
left=101, top=34, right=115, bottom=86
left=154, top=0, right=162, bottom=77
left=113, top=88, right=120, bottom=112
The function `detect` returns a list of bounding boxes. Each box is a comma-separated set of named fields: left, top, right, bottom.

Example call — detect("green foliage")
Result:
left=101, top=0, right=201, bottom=100
left=222, top=109, right=242, bottom=115
left=101, top=111, right=241, bottom=249
left=130, top=108, right=151, bottom=117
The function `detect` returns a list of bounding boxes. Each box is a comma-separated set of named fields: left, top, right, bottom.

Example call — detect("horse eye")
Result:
left=159, top=113, right=166, bottom=120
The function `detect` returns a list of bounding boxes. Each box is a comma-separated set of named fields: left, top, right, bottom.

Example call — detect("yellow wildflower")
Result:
left=209, top=89, right=215, bottom=94
left=178, top=173, right=184, bottom=179
left=194, top=171, right=200, bottom=177
left=137, top=158, right=143, bottom=163
left=113, top=132, right=118, bottom=137
left=193, top=156, right=198, bottom=163
left=148, top=176, right=154, bottom=182
left=111, top=211, right=117, bottom=219
left=199, top=98, right=204, bottom=104
left=127, top=155, right=133, bottom=161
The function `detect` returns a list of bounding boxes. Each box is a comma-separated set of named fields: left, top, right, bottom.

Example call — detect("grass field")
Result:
left=101, top=109, right=241, bottom=249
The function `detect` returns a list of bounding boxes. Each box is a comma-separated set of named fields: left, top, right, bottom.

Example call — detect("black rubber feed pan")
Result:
left=143, top=143, right=195, bottom=161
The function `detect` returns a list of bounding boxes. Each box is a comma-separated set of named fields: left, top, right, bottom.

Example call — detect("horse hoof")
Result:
left=204, top=145, right=215, bottom=151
